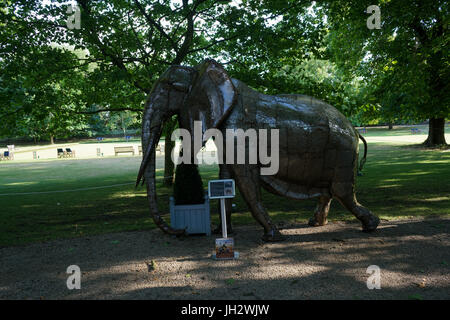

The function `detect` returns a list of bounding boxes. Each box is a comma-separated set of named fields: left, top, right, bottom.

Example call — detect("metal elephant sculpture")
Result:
left=137, top=59, right=380, bottom=241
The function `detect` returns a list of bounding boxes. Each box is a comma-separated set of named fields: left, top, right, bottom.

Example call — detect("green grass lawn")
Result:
left=0, top=127, right=449, bottom=247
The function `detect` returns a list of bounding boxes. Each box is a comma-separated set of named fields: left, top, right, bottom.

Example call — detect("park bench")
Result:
left=137, top=145, right=162, bottom=155
left=65, top=148, right=75, bottom=158
left=57, top=148, right=76, bottom=158
left=114, top=146, right=135, bottom=156
left=57, top=148, right=65, bottom=158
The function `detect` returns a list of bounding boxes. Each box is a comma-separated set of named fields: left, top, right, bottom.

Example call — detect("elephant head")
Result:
left=136, top=59, right=237, bottom=235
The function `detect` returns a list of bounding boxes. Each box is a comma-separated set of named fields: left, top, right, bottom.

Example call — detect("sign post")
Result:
left=208, top=179, right=239, bottom=260
left=220, top=198, right=227, bottom=238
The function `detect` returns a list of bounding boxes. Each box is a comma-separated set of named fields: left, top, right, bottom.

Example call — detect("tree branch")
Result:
left=133, top=0, right=179, bottom=53
left=187, top=35, right=239, bottom=54
left=172, top=0, right=195, bottom=64
left=76, top=107, right=143, bottom=114
left=77, top=0, right=150, bottom=94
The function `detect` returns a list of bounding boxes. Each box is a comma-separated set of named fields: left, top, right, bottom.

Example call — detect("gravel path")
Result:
left=1, top=217, right=449, bottom=300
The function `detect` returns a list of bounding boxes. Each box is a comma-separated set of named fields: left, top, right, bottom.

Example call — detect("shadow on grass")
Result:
left=1, top=143, right=449, bottom=247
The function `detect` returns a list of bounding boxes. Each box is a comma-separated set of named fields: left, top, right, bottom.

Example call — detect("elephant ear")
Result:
left=187, top=59, right=237, bottom=129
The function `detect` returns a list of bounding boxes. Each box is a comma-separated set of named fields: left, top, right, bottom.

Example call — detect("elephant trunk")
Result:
left=136, top=98, right=185, bottom=236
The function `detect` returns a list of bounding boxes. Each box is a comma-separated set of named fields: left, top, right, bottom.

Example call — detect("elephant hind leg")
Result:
left=231, top=165, right=283, bottom=241
left=332, top=183, right=380, bottom=232
left=308, top=196, right=332, bottom=227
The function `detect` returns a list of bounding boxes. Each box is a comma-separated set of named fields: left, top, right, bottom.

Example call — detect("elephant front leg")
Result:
left=231, top=165, right=283, bottom=242
left=213, top=164, right=234, bottom=235
left=308, top=196, right=332, bottom=227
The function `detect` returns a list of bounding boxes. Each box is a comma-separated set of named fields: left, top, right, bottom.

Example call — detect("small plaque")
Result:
left=208, top=179, right=235, bottom=199
left=215, top=238, right=234, bottom=259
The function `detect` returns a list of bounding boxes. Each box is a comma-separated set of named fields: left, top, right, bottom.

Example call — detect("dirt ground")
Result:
left=0, top=217, right=449, bottom=300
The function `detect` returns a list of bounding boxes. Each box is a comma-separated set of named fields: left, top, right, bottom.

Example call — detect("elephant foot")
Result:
left=212, top=225, right=234, bottom=235
left=361, top=215, right=380, bottom=232
left=308, top=217, right=328, bottom=227
left=261, top=228, right=284, bottom=242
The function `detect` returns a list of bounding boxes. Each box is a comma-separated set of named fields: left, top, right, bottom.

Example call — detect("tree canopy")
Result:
left=1, top=0, right=324, bottom=139
left=0, top=0, right=448, bottom=146
left=324, top=0, right=449, bottom=144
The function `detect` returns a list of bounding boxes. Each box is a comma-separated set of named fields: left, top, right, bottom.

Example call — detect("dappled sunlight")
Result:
left=381, top=178, right=403, bottom=183
left=416, top=159, right=450, bottom=164
left=2, top=218, right=448, bottom=299
left=377, top=184, right=402, bottom=189
left=396, top=171, right=433, bottom=176
left=422, top=197, right=450, bottom=202
left=3, top=181, right=39, bottom=186
left=1, top=0, right=449, bottom=301
left=109, top=192, right=146, bottom=199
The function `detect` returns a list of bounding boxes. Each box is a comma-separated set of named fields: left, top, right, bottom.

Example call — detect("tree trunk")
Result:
left=388, top=123, right=393, bottom=130
left=121, top=113, right=126, bottom=139
left=163, top=136, right=175, bottom=186
left=424, top=118, right=447, bottom=146
left=50, top=135, right=55, bottom=145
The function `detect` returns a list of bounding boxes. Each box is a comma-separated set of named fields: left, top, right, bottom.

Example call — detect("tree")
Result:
left=324, top=0, right=449, bottom=146
left=161, top=115, right=177, bottom=186
left=0, top=46, right=88, bottom=142
left=269, top=58, right=365, bottom=119
left=1, top=0, right=326, bottom=179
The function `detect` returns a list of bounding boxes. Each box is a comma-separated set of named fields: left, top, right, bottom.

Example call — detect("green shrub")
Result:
left=173, top=163, right=205, bottom=205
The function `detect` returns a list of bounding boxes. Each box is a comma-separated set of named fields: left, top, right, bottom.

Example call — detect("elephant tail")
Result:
left=358, top=132, right=367, bottom=172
